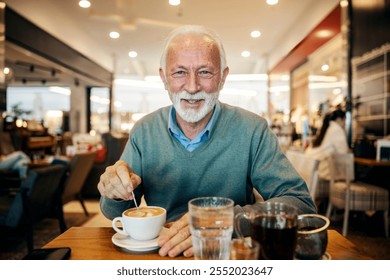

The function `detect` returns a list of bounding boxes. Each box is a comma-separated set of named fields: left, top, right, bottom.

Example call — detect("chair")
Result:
left=82, top=132, right=128, bottom=198
left=0, top=131, right=19, bottom=180
left=326, top=153, right=389, bottom=237
left=59, top=151, right=96, bottom=216
left=0, top=165, right=67, bottom=252
left=285, top=150, right=320, bottom=201
left=0, top=131, right=16, bottom=156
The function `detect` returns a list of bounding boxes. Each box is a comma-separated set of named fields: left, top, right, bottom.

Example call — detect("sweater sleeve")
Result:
left=99, top=196, right=134, bottom=220
left=249, top=122, right=317, bottom=215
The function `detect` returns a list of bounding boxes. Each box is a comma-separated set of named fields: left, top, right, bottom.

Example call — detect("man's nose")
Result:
left=184, top=72, right=201, bottom=93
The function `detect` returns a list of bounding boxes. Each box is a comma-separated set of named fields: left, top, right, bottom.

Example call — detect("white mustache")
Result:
left=169, top=90, right=219, bottom=123
left=177, top=91, right=208, bottom=100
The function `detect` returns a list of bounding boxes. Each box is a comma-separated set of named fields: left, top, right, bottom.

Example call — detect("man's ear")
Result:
left=159, top=68, right=168, bottom=90
left=219, top=67, right=229, bottom=90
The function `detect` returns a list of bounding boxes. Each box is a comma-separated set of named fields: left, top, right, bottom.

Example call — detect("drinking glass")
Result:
left=295, top=214, right=330, bottom=259
left=235, top=201, right=298, bottom=260
left=188, top=197, right=234, bottom=260
left=230, top=238, right=260, bottom=260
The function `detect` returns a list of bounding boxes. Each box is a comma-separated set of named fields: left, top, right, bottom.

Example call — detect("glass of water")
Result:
left=188, top=197, right=234, bottom=260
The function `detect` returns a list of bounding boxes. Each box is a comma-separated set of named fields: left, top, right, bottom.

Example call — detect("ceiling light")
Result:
left=169, top=0, right=181, bottom=6
left=340, top=0, right=348, bottom=8
left=241, top=51, right=251, bottom=58
left=79, top=0, right=91, bottom=8
left=266, top=0, right=279, bottom=5
left=316, top=30, right=334, bottom=38
left=109, top=31, right=120, bottom=39
left=321, top=64, right=329, bottom=72
left=128, top=51, right=138, bottom=58
left=251, top=30, right=261, bottom=38
left=3, top=67, right=10, bottom=75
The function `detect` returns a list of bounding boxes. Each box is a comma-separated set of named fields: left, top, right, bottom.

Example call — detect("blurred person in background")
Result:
left=0, top=150, right=30, bottom=178
left=305, top=109, right=349, bottom=208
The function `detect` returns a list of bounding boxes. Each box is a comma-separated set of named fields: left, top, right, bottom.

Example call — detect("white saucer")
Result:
left=112, top=227, right=167, bottom=252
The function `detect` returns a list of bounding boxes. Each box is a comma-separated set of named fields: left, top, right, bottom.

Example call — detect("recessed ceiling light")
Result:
left=251, top=30, right=261, bottom=38
left=321, top=64, right=329, bottom=72
left=79, top=0, right=91, bottom=8
left=316, top=30, right=334, bottom=38
left=241, top=51, right=251, bottom=58
left=128, top=51, right=138, bottom=58
left=340, top=0, right=349, bottom=8
left=169, top=0, right=181, bottom=6
left=109, top=31, right=120, bottom=39
left=266, top=0, right=279, bottom=5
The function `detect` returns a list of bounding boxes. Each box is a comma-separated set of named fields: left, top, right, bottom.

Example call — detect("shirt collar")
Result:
left=168, top=102, right=220, bottom=140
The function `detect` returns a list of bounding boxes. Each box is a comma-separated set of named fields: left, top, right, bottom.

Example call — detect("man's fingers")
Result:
left=158, top=226, right=192, bottom=257
left=116, top=164, right=132, bottom=188
left=130, top=173, right=142, bottom=191
left=183, top=246, right=194, bottom=258
left=158, top=213, right=189, bottom=245
left=167, top=236, right=192, bottom=258
left=97, top=160, right=141, bottom=200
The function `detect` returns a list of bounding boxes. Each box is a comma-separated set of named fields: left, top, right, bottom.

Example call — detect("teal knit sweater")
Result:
left=101, top=102, right=316, bottom=222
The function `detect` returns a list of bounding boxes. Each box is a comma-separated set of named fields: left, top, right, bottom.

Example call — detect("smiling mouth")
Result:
left=182, top=99, right=204, bottom=104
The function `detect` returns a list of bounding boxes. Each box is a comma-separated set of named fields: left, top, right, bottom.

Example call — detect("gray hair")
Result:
left=160, top=25, right=227, bottom=76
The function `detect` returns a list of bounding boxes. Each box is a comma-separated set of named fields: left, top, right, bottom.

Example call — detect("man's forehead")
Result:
left=169, top=34, right=216, bottom=50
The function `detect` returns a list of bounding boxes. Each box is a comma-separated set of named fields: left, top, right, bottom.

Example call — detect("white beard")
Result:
left=169, top=90, right=219, bottom=123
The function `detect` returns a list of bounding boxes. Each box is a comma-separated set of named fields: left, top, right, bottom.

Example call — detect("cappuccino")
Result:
left=112, top=206, right=167, bottom=240
left=124, top=206, right=165, bottom=218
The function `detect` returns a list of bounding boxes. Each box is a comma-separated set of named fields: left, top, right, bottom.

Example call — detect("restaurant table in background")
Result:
left=27, top=158, right=51, bottom=169
left=354, top=157, right=390, bottom=167
left=27, top=155, right=70, bottom=169
left=354, top=157, right=390, bottom=189
left=43, top=227, right=372, bottom=260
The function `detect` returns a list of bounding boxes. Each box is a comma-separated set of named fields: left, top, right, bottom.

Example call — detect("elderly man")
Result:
left=98, top=25, right=316, bottom=258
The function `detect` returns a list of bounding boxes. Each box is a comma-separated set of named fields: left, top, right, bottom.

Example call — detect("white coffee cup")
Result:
left=112, top=206, right=166, bottom=241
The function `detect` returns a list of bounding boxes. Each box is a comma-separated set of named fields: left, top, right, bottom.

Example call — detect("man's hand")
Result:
left=158, top=213, right=193, bottom=258
left=97, top=160, right=141, bottom=200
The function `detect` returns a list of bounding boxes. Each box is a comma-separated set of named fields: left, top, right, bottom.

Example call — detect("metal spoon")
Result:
left=132, top=191, right=138, bottom=208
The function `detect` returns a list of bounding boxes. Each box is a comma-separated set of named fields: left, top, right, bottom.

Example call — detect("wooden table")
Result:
left=43, top=227, right=372, bottom=260
left=354, top=157, right=390, bottom=167
left=354, top=157, right=390, bottom=189
left=27, top=155, right=70, bottom=169
left=27, top=159, right=51, bottom=169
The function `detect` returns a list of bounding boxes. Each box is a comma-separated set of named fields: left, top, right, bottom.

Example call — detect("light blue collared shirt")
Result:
left=168, top=103, right=220, bottom=152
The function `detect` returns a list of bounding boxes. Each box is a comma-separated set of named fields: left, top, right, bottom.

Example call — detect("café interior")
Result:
left=0, top=0, right=389, bottom=260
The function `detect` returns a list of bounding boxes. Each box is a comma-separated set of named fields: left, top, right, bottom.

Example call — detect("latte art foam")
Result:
left=124, top=207, right=164, bottom=218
